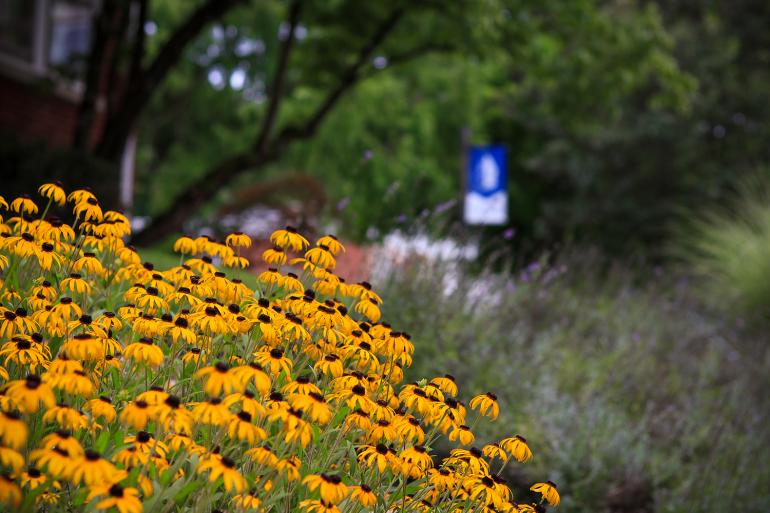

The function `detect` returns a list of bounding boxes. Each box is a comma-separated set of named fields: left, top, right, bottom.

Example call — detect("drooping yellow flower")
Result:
left=530, top=481, right=560, bottom=506
left=39, top=182, right=67, bottom=206
left=196, top=361, right=243, bottom=396
left=303, top=473, right=349, bottom=504
left=197, top=455, right=247, bottom=492
left=226, top=231, right=252, bottom=248
left=270, top=226, right=309, bottom=252
left=500, top=435, right=533, bottom=463
left=88, top=483, right=143, bottom=513
left=3, top=374, right=55, bottom=413
left=469, top=392, right=500, bottom=420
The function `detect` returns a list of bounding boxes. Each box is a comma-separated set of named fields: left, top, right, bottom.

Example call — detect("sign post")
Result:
left=463, top=145, right=508, bottom=225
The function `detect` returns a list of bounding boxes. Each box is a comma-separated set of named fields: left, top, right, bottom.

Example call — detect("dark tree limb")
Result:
left=131, top=6, right=408, bottom=246
left=127, top=0, right=148, bottom=90
left=103, top=3, right=131, bottom=122
left=274, top=6, right=406, bottom=146
left=254, top=0, right=302, bottom=153
left=73, top=0, right=119, bottom=150
left=95, top=0, right=248, bottom=161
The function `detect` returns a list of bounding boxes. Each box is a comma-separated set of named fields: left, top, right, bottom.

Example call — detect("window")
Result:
left=0, top=0, right=36, bottom=62
left=0, top=0, right=94, bottom=78
left=49, top=0, right=93, bottom=75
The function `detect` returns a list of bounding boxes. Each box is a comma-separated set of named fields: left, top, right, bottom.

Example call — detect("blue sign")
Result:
left=464, top=145, right=508, bottom=225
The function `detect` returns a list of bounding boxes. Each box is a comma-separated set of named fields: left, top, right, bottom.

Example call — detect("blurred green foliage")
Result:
left=671, top=173, right=770, bottom=323
left=133, top=0, right=732, bottom=256
left=373, top=250, right=770, bottom=513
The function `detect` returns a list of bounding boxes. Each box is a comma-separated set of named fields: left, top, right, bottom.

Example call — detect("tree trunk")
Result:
left=94, top=0, right=248, bottom=162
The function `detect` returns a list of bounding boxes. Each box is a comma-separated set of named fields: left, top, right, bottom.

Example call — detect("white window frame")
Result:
left=0, top=0, right=51, bottom=80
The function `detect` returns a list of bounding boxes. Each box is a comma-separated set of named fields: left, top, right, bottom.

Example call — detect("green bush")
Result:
left=373, top=249, right=770, bottom=513
left=671, top=174, right=770, bottom=322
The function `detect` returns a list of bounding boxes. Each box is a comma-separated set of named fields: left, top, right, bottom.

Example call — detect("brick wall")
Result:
left=0, top=73, right=92, bottom=148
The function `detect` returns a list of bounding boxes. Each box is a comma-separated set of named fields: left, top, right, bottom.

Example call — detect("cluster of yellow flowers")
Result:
left=0, top=183, right=560, bottom=512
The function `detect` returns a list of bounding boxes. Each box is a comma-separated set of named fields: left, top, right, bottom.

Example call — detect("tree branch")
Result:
left=254, top=0, right=302, bottom=153
left=274, top=6, right=406, bottom=146
left=73, top=0, right=119, bottom=150
left=103, top=3, right=130, bottom=122
left=127, top=0, right=148, bottom=89
left=131, top=5, right=408, bottom=245
left=359, top=41, right=454, bottom=80
left=95, top=0, right=248, bottom=160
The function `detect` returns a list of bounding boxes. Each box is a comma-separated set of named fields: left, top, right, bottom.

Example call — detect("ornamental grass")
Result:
left=0, top=183, right=558, bottom=513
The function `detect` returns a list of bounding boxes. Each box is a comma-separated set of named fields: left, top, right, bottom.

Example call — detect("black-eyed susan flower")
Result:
left=42, top=403, right=88, bottom=430
left=224, top=390, right=266, bottom=418
left=3, top=374, right=55, bottom=413
left=305, top=246, right=336, bottom=270
left=0, top=411, right=27, bottom=449
left=314, top=353, right=344, bottom=378
left=191, top=397, right=230, bottom=426
left=124, top=337, right=164, bottom=367
left=0, top=474, right=21, bottom=507
left=192, top=305, right=231, bottom=335
left=69, top=449, right=119, bottom=485
left=393, top=415, right=425, bottom=444
left=446, top=447, right=489, bottom=475
left=40, top=430, right=84, bottom=457
left=47, top=370, right=94, bottom=397
left=449, top=424, right=475, bottom=446
left=173, top=235, right=197, bottom=255
left=73, top=197, right=103, bottom=221
left=276, top=455, right=301, bottom=481
left=500, top=435, right=533, bottom=463
left=245, top=444, right=279, bottom=468
left=0, top=337, right=48, bottom=372
left=60, top=273, right=91, bottom=295
left=226, top=231, right=252, bottom=249
left=254, top=347, right=293, bottom=377
left=38, top=182, right=66, bottom=206
left=10, top=195, right=38, bottom=215
left=153, top=395, right=194, bottom=434
left=232, top=491, right=262, bottom=510
left=316, top=235, right=345, bottom=256
left=530, top=481, right=560, bottom=506
left=120, top=400, right=151, bottom=430
left=196, top=361, right=243, bottom=396
left=0, top=446, right=24, bottom=472
left=282, top=375, right=322, bottom=396
left=299, top=499, right=341, bottom=513
left=270, top=226, right=309, bottom=252
left=262, top=246, right=287, bottom=265
left=88, top=483, right=143, bottom=513
left=349, top=483, right=376, bottom=507
left=482, top=443, right=508, bottom=462
left=168, top=316, right=197, bottom=344
left=303, top=473, right=348, bottom=504
left=466, top=475, right=505, bottom=509
left=228, top=411, right=267, bottom=444
left=20, top=467, right=48, bottom=489
left=29, top=446, right=73, bottom=479
left=288, top=392, right=332, bottom=424
left=358, top=444, right=394, bottom=473
left=400, top=445, right=433, bottom=478
left=197, top=456, right=247, bottom=493
left=469, top=392, right=500, bottom=420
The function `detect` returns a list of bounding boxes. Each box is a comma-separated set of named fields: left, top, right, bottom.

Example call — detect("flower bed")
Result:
left=0, top=183, right=558, bottom=512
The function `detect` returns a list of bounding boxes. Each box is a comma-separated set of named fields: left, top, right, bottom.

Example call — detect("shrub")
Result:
left=0, top=184, right=560, bottom=512
left=373, top=249, right=770, bottom=513
left=670, top=174, right=770, bottom=322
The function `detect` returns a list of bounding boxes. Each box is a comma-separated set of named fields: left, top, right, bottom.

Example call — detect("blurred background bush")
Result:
left=373, top=245, right=770, bottom=513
